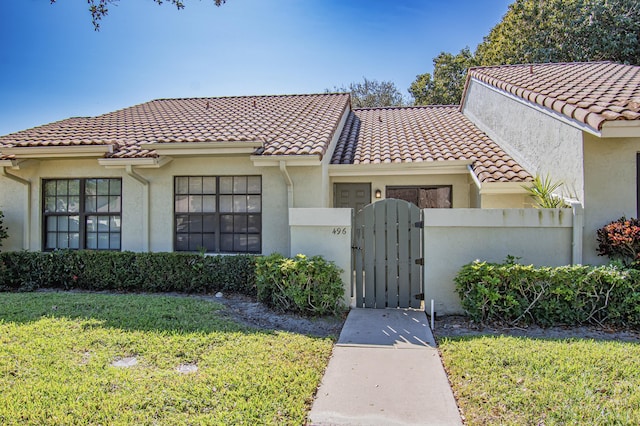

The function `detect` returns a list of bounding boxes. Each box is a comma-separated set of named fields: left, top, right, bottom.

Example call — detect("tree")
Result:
left=409, top=47, right=476, bottom=105
left=331, top=78, right=405, bottom=108
left=50, top=0, right=226, bottom=31
left=409, top=0, right=640, bottom=105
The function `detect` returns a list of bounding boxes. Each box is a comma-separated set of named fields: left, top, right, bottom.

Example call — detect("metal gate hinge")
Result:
left=414, top=221, right=424, bottom=228
left=415, top=258, right=424, bottom=266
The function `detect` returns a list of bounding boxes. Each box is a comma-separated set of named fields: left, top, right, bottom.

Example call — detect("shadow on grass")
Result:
left=0, top=290, right=292, bottom=337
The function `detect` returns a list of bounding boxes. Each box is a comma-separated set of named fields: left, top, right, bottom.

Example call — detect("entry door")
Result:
left=334, top=183, right=371, bottom=213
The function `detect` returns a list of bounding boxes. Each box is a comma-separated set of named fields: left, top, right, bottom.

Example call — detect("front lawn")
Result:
left=439, top=335, right=640, bottom=425
left=0, top=292, right=334, bottom=425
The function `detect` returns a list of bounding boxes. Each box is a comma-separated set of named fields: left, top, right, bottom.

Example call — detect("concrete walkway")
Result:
left=308, top=309, right=462, bottom=426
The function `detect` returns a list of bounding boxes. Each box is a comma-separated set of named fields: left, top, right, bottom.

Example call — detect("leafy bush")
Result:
left=0, top=251, right=257, bottom=296
left=597, top=217, right=640, bottom=267
left=255, top=253, right=345, bottom=316
left=455, top=258, right=640, bottom=328
left=0, top=211, right=8, bottom=250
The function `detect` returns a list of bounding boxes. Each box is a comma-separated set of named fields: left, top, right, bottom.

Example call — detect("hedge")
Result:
left=455, top=259, right=640, bottom=328
left=0, top=250, right=257, bottom=296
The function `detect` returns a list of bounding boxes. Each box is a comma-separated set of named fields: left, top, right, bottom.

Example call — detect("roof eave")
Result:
left=328, top=160, right=472, bottom=176
left=0, top=145, right=113, bottom=158
left=600, top=120, right=640, bottom=138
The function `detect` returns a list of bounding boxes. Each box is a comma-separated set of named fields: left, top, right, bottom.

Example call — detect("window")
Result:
left=43, top=178, right=122, bottom=250
left=386, top=186, right=452, bottom=208
left=174, top=176, right=261, bottom=253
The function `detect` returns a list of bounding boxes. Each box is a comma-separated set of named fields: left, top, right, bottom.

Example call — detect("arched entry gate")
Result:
left=352, top=199, right=424, bottom=309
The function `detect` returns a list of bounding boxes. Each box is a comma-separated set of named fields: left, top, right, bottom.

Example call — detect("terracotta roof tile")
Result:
left=331, top=105, right=532, bottom=183
left=467, top=62, right=640, bottom=132
left=0, top=94, right=350, bottom=159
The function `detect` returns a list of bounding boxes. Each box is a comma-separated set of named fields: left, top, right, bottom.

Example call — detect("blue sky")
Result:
left=0, top=0, right=512, bottom=136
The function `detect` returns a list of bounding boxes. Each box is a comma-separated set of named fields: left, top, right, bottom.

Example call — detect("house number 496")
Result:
left=332, top=227, right=347, bottom=235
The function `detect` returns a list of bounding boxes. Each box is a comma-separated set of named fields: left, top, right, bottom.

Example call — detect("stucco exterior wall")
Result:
left=480, top=193, right=528, bottom=208
left=423, top=208, right=574, bottom=314
left=582, top=134, right=640, bottom=264
left=0, top=173, right=27, bottom=250
left=463, top=80, right=585, bottom=201
left=330, top=173, right=472, bottom=208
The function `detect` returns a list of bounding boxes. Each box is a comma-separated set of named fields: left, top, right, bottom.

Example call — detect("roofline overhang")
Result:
left=600, top=120, right=640, bottom=138
left=98, top=156, right=173, bottom=169
left=0, top=159, right=19, bottom=168
left=152, top=140, right=263, bottom=156
left=467, top=78, right=602, bottom=137
left=251, top=154, right=322, bottom=167
left=0, top=145, right=113, bottom=158
left=328, top=160, right=473, bottom=177
left=479, top=181, right=530, bottom=195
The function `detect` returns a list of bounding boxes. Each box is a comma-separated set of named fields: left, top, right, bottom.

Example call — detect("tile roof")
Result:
left=466, top=62, right=640, bottom=132
left=0, top=94, right=351, bottom=159
left=331, top=105, right=532, bottom=183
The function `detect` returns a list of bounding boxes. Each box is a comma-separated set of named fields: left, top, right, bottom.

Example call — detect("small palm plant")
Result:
left=523, top=174, right=569, bottom=208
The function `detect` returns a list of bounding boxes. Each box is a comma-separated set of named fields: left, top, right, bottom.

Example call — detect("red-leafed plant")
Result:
left=597, top=217, right=640, bottom=267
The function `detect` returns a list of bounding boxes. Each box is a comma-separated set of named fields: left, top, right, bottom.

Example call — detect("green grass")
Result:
left=439, top=335, right=640, bottom=425
left=0, top=292, right=334, bottom=425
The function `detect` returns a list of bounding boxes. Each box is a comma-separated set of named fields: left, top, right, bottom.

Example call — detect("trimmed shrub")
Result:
left=0, top=251, right=257, bottom=296
left=455, top=258, right=640, bottom=328
left=0, top=211, right=7, bottom=250
left=597, top=217, right=640, bottom=267
left=255, top=253, right=345, bottom=316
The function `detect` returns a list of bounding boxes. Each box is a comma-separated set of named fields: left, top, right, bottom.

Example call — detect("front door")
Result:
left=334, top=183, right=371, bottom=213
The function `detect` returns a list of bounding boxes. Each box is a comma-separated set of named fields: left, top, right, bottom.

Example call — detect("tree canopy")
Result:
left=410, top=0, right=640, bottom=105
left=50, top=0, right=226, bottom=30
left=332, top=78, right=405, bottom=108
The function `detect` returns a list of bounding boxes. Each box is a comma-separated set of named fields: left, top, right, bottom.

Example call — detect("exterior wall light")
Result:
left=375, top=189, right=382, bottom=199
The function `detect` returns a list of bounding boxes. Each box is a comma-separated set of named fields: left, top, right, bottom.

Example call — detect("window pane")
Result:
left=98, top=234, right=109, bottom=249
left=86, top=216, right=97, bottom=232
left=189, top=177, right=202, bottom=194
left=247, top=235, right=261, bottom=253
left=97, top=179, right=110, bottom=195
left=85, top=179, right=97, bottom=195
left=69, top=216, right=80, bottom=232
left=203, top=234, right=216, bottom=251
left=85, top=195, right=97, bottom=213
left=219, top=195, right=233, bottom=213
left=110, top=233, right=121, bottom=249
left=97, top=216, right=110, bottom=232
left=97, top=196, right=110, bottom=212
left=233, top=176, right=247, bottom=194
left=44, top=181, right=57, bottom=197
left=233, top=234, right=247, bottom=252
left=233, top=195, right=247, bottom=212
left=202, top=177, right=216, bottom=194
left=57, top=233, right=69, bottom=249
left=247, top=176, right=261, bottom=194
left=189, top=234, right=203, bottom=251
left=189, top=216, right=202, bottom=233
left=176, top=215, right=189, bottom=233
left=176, top=234, right=189, bottom=251
left=220, top=234, right=233, bottom=252
left=58, top=216, right=69, bottom=232
left=68, top=196, right=80, bottom=213
left=57, top=180, right=68, bottom=196
left=56, top=196, right=68, bottom=213
left=247, top=195, right=261, bottom=213
left=247, top=215, right=261, bottom=233
left=108, top=196, right=121, bottom=213
left=176, top=177, right=189, bottom=195
left=68, top=179, right=80, bottom=196
left=46, top=233, right=57, bottom=249
left=234, top=215, right=248, bottom=233
left=110, top=179, right=121, bottom=195
left=175, top=195, right=189, bottom=213
left=189, top=195, right=203, bottom=213
left=47, top=216, right=57, bottom=232
left=203, top=215, right=216, bottom=233
left=220, top=215, right=233, bottom=232
left=202, top=196, right=216, bottom=212
left=110, top=216, right=121, bottom=232
left=45, top=197, right=56, bottom=213
left=220, top=177, right=233, bottom=194
left=69, top=233, right=80, bottom=249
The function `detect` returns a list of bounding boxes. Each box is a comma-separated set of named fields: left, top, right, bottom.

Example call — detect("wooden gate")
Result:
left=352, top=199, right=423, bottom=309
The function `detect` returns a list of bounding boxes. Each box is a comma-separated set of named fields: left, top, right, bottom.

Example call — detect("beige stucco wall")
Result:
left=463, top=80, right=585, bottom=201
left=423, top=208, right=574, bottom=314
left=582, top=133, right=640, bottom=264
left=480, top=193, right=528, bottom=208
left=0, top=155, right=319, bottom=255
left=330, top=173, right=473, bottom=208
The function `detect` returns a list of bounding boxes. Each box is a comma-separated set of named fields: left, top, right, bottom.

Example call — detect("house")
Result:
left=462, top=61, right=640, bottom=264
left=0, top=93, right=531, bottom=256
